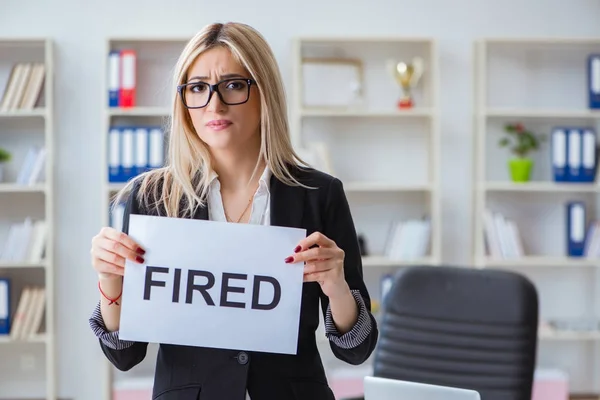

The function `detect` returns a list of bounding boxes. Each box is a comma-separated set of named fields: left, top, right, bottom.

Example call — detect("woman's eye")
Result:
left=226, top=82, right=243, bottom=90
left=190, top=84, right=206, bottom=93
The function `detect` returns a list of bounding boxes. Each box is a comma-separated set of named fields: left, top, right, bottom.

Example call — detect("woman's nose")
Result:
left=206, top=90, right=225, bottom=112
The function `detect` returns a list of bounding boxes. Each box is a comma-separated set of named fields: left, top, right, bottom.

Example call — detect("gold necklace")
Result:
left=224, top=195, right=254, bottom=223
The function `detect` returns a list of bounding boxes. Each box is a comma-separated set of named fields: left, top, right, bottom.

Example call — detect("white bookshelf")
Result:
left=0, top=39, right=55, bottom=399
left=291, top=36, right=440, bottom=375
left=291, top=34, right=441, bottom=287
left=473, top=38, right=600, bottom=394
left=100, top=37, right=186, bottom=400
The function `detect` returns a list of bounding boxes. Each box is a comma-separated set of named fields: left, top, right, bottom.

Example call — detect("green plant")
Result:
left=499, top=122, right=545, bottom=158
left=0, top=148, right=10, bottom=163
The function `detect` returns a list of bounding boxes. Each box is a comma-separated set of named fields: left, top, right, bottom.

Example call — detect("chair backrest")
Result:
left=373, top=265, right=539, bottom=400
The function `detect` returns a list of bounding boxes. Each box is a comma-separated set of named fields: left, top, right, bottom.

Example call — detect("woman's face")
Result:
left=183, top=47, right=261, bottom=153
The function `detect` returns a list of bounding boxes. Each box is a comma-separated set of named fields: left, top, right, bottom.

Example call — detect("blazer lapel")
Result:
left=269, top=173, right=305, bottom=230
left=192, top=201, right=209, bottom=220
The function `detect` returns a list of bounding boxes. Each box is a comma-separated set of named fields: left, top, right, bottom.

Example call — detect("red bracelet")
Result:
left=98, top=281, right=122, bottom=306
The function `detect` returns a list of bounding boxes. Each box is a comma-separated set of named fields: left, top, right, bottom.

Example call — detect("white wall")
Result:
left=2, top=0, right=600, bottom=399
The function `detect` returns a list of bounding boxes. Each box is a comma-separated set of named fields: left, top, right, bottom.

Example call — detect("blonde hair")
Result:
left=112, top=22, right=307, bottom=218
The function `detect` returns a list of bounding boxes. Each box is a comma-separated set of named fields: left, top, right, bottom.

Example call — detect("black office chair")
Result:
left=358, top=265, right=539, bottom=400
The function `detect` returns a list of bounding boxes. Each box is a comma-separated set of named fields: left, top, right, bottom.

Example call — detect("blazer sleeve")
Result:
left=89, top=179, right=149, bottom=372
left=319, top=177, right=379, bottom=365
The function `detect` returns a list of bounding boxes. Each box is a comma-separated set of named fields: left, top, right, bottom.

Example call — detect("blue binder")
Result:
left=108, top=51, right=120, bottom=107
left=0, top=278, right=10, bottom=335
left=567, top=201, right=586, bottom=257
left=551, top=127, right=568, bottom=182
left=148, top=127, right=165, bottom=171
left=588, top=54, right=600, bottom=109
left=380, top=274, right=394, bottom=308
left=108, top=127, right=121, bottom=183
left=120, top=127, right=135, bottom=181
left=134, top=127, right=150, bottom=176
left=580, top=128, right=597, bottom=183
left=567, top=128, right=583, bottom=182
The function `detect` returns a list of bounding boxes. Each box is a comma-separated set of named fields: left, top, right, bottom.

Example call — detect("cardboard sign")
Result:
left=119, top=214, right=306, bottom=354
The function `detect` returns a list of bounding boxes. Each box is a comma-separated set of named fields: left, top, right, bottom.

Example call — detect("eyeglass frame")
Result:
left=176, top=77, right=257, bottom=109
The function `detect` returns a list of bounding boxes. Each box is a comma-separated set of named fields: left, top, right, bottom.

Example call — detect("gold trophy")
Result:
left=390, top=57, right=424, bottom=109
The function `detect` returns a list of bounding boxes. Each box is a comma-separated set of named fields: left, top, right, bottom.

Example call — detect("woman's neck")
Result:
left=211, top=146, right=265, bottom=192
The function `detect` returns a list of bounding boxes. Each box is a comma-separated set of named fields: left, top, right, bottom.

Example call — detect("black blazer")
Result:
left=99, top=166, right=379, bottom=400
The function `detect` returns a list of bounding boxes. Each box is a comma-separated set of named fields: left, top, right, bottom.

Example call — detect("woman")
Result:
left=89, top=22, right=378, bottom=400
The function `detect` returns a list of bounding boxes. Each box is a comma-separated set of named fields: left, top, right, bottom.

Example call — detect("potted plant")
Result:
left=498, top=122, right=545, bottom=182
left=0, top=148, right=11, bottom=182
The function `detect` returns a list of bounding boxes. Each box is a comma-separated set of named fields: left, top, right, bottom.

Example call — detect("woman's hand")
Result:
left=91, top=226, right=145, bottom=279
left=286, top=231, right=350, bottom=299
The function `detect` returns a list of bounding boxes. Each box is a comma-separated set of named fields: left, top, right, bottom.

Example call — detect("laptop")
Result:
left=364, top=376, right=481, bottom=400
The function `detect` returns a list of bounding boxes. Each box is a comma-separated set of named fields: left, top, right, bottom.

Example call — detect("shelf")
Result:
left=0, top=109, right=47, bottom=119
left=481, top=37, right=600, bottom=45
left=484, top=108, right=600, bottom=119
left=344, top=182, right=432, bottom=192
left=479, top=256, right=599, bottom=268
left=107, top=106, right=170, bottom=117
left=362, top=255, right=435, bottom=267
left=112, top=376, right=154, bottom=391
left=539, top=330, right=600, bottom=341
left=107, top=182, right=127, bottom=193
left=296, top=36, right=434, bottom=44
left=0, top=38, right=50, bottom=46
left=483, top=181, right=599, bottom=193
left=0, top=334, right=47, bottom=344
left=0, top=183, right=46, bottom=193
left=0, top=261, right=46, bottom=269
left=109, top=36, right=190, bottom=43
left=300, top=108, right=433, bottom=118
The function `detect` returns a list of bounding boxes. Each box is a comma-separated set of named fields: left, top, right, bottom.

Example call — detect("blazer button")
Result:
left=236, top=351, right=249, bottom=365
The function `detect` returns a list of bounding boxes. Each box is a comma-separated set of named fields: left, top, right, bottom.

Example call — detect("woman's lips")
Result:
left=206, top=119, right=232, bottom=131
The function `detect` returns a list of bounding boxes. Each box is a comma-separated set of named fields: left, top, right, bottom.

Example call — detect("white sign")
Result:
left=119, top=214, right=307, bottom=355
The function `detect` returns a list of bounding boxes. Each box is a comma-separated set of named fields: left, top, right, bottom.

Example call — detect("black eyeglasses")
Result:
left=177, top=78, right=257, bottom=109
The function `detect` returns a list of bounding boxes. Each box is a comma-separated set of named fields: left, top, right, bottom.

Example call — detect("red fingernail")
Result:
left=136, top=256, right=145, bottom=263
left=137, top=247, right=145, bottom=255
left=285, top=256, right=294, bottom=263
left=294, top=246, right=301, bottom=253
